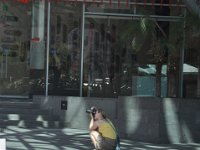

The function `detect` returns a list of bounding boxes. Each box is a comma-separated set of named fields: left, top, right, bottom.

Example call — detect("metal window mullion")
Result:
left=80, top=3, right=86, bottom=97
left=178, top=9, right=186, bottom=98
left=69, top=0, right=185, bottom=7
left=85, top=12, right=183, bottom=22
left=45, top=1, right=51, bottom=96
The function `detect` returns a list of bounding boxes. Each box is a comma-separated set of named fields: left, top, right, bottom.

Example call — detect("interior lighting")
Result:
left=83, top=83, right=88, bottom=86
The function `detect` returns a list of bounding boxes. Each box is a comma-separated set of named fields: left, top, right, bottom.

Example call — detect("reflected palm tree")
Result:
left=118, top=15, right=183, bottom=97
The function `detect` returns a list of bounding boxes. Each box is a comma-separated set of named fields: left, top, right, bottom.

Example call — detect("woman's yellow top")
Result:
left=98, top=121, right=117, bottom=139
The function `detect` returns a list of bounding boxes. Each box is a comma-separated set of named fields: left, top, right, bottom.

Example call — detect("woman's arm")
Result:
left=89, top=114, right=98, bottom=131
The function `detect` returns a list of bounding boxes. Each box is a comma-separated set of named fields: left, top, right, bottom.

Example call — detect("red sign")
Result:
left=31, top=37, right=40, bottom=42
left=19, top=0, right=29, bottom=3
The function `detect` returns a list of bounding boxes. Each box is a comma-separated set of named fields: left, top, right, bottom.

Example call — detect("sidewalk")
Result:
left=0, top=126, right=200, bottom=150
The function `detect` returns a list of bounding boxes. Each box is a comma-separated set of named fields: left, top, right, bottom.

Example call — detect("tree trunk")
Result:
left=167, top=57, right=179, bottom=97
left=156, top=63, right=162, bottom=97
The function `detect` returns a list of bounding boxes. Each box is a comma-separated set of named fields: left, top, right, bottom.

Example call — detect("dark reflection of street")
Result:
left=1, top=127, right=200, bottom=150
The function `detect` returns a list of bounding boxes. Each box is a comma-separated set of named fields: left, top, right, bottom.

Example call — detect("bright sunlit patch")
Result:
left=163, top=98, right=180, bottom=143
left=125, top=98, right=141, bottom=133
left=36, top=115, right=44, bottom=121
left=0, top=139, right=6, bottom=150
left=18, top=120, right=25, bottom=127
left=5, top=126, right=31, bottom=134
left=62, top=128, right=89, bottom=136
left=83, top=83, right=88, bottom=86
left=44, top=96, right=49, bottom=104
left=145, top=144, right=169, bottom=149
left=132, top=148, right=147, bottom=150
left=182, top=122, right=194, bottom=142
left=8, top=114, right=19, bottom=120
left=35, top=133, right=56, bottom=137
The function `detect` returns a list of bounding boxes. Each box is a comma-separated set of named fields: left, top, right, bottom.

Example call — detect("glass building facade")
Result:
left=0, top=0, right=199, bottom=98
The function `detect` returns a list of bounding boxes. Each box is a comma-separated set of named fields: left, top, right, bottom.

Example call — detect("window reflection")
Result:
left=0, top=1, right=32, bottom=96
left=84, top=2, right=183, bottom=98
left=184, top=10, right=200, bottom=98
left=48, top=2, right=82, bottom=96
left=1, top=1, right=197, bottom=98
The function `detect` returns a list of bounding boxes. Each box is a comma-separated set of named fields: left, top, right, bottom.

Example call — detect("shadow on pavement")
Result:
left=0, top=127, right=200, bottom=150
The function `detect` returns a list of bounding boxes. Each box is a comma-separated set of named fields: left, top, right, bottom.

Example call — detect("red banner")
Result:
left=160, top=0, right=163, bottom=8
left=19, top=0, right=29, bottom=3
left=109, top=0, right=112, bottom=7
left=151, top=0, right=154, bottom=8
left=144, top=0, right=146, bottom=7
left=126, top=0, right=129, bottom=8
left=118, top=0, right=120, bottom=8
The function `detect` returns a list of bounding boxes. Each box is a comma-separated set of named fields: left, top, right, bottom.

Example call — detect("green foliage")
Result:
left=3, top=4, right=8, bottom=11
left=119, top=16, right=155, bottom=53
left=117, top=14, right=184, bottom=63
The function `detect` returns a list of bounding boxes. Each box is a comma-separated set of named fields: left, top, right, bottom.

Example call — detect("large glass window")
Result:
left=48, top=2, right=82, bottom=96
left=83, top=2, right=184, bottom=98
left=0, top=1, right=32, bottom=96
left=0, top=0, right=191, bottom=98
left=183, top=9, right=200, bottom=98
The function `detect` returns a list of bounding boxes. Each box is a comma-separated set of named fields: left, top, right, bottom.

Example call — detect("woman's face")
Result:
left=95, top=111, right=102, bottom=120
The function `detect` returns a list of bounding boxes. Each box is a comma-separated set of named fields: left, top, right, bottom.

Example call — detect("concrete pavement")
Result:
left=0, top=126, right=200, bottom=150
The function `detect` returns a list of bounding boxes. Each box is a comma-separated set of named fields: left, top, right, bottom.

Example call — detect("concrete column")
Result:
left=30, top=0, right=45, bottom=69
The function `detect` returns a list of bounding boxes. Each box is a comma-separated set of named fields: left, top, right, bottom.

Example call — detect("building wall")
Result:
left=33, top=95, right=200, bottom=143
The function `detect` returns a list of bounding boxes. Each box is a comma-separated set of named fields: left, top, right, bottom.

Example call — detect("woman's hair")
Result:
left=97, top=108, right=107, bottom=119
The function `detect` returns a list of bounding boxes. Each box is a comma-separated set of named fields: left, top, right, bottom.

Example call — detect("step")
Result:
left=0, top=120, right=61, bottom=128
left=0, top=108, right=51, bottom=115
left=0, top=97, right=32, bottom=102
left=0, top=101, right=38, bottom=109
left=0, top=114, right=59, bottom=121
left=0, top=98, right=61, bottom=129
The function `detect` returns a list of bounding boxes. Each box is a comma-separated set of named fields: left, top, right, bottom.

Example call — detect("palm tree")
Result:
left=117, top=15, right=183, bottom=97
